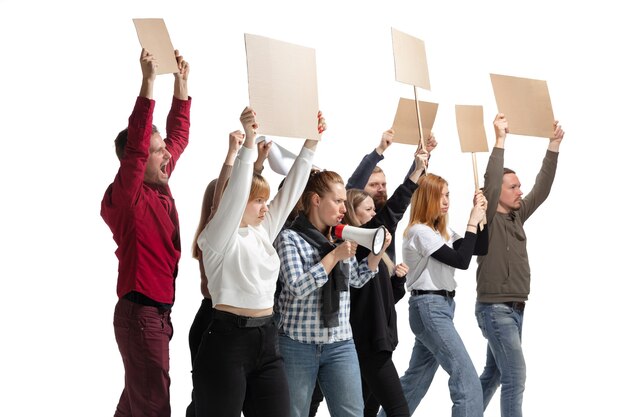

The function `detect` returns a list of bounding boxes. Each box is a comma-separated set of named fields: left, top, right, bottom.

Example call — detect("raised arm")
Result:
left=358, top=149, right=427, bottom=240
left=197, top=108, right=257, bottom=254
left=139, top=48, right=157, bottom=99
left=254, top=139, right=272, bottom=175
left=263, top=111, right=325, bottom=239
left=109, top=49, right=158, bottom=207
left=173, top=49, right=189, bottom=101
left=548, top=120, right=564, bottom=153
left=404, top=133, right=436, bottom=181
left=164, top=49, right=191, bottom=173
left=345, top=129, right=391, bottom=190
left=210, top=130, right=244, bottom=221
left=407, top=148, right=429, bottom=184
left=518, top=120, right=564, bottom=221
left=483, top=114, right=508, bottom=222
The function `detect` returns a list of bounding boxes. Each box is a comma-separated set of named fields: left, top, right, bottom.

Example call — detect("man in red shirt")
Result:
left=101, top=48, right=191, bottom=417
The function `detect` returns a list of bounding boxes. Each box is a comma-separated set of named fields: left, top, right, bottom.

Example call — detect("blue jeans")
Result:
left=279, top=335, right=364, bottom=417
left=380, top=294, right=482, bottom=417
left=475, top=302, right=525, bottom=417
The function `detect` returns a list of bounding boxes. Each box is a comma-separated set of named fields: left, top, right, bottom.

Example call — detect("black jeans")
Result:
left=186, top=298, right=213, bottom=417
left=358, top=350, right=410, bottom=417
left=192, top=309, right=290, bottom=417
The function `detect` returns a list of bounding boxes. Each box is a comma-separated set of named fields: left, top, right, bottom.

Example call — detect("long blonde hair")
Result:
left=405, top=174, right=449, bottom=241
left=345, top=188, right=395, bottom=275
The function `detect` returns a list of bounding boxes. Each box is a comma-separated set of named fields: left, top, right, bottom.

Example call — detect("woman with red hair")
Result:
left=380, top=174, right=488, bottom=417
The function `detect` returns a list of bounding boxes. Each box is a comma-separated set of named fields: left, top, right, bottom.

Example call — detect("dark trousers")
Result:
left=113, top=298, right=173, bottom=417
left=358, top=350, right=410, bottom=417
left=192, top=310, right=290, bottom=417
left=186, top=298, right=213, bottom=417
left=308, top=381, right=324, bottom=416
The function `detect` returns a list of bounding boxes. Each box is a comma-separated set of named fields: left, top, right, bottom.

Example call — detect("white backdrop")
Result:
left=2, top=0, right=623, bottom=416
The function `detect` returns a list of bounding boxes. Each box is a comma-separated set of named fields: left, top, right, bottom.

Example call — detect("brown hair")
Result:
left=371, top=165, right=384, bottom=175
left=405, top=173, right=449, bottom=241
left=192, top=179, right=218, bottom=260
left=300, top=170, right=344, bottom=216
left=345, top=188, right=394, bottom=274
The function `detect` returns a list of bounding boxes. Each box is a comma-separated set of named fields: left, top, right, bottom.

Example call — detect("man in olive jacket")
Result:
left=475, top=113, right=565, bottom=417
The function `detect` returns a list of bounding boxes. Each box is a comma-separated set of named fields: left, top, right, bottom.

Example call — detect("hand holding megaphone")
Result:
left=333, top=240, right=358, bottom=262
left=332, top=224, right=388, bottom=256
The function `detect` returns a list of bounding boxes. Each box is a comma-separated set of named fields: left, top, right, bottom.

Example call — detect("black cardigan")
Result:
left=350, top=178, right=417, bottom=354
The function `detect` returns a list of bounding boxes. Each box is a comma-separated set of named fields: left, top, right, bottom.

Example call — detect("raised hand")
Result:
left=255, top=139, right=273, bottom=172
left=228, top=130, right=244, bottom=154
left=140, top=48, right=158, bottom=81
left=425, top=133, right=437, bottom=153
left=318, top=111, right=327, bottom=134
left=239, top=107, right=258, bottom=146
left=414, top=148, right=429, bottom=172
left=174, top=49, right=189, bottom=81
left=376, top=129, right=394, bottom=155
left=493, top=113, right=508, bottom=146
left=470, top=190, right=487, bottom=226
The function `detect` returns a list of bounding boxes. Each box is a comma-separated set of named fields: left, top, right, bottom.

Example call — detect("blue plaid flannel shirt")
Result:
left=275, top=228, right=376, bottom=344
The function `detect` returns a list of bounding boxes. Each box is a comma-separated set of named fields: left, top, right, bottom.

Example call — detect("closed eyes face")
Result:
left=144, top=133, right=171, bottom=185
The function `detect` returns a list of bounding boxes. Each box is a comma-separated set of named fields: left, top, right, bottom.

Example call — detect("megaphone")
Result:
left=333, top=224, right=386, bottom=256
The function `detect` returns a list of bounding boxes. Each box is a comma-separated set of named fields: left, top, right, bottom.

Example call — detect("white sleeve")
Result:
left=264, top=146, right=315, bottom=240
left=412, top=225, right=445, bottom=257
left=197, top=146, right=256, bottom=254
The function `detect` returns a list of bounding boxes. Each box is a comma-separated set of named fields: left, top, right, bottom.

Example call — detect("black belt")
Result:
left=411, top=289, right=456, bottom=298
left=503, top=301, right=526, bottom=312
left=213, top=309, right=274, bottom=328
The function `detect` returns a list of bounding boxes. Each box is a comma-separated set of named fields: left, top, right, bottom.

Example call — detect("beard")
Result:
left=373, top=192, right=388, bottom=211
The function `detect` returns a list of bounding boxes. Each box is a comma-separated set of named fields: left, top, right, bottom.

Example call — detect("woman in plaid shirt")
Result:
left=274, top=170, right=391, bottom=417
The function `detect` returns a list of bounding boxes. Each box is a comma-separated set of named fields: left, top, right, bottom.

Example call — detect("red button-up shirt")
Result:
left=101, top=96, right=191, bottom=304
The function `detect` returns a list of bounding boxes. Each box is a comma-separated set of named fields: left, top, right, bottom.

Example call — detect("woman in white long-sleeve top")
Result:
left=193, top=107, right=325, bottom=417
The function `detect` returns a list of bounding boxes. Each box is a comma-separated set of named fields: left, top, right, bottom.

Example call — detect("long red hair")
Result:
left=405, top=173, right=449, bottom=241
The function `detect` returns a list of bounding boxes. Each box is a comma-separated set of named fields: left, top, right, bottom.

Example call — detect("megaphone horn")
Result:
left=333, top=224, right=386, bottom=256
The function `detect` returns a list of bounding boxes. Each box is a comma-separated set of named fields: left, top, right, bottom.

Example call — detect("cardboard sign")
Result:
left=455, top=105, right=489, bottom=153
left=245, top=33, right=320, bottom=140
left=392, top=98, right=438, bottom=145
left=490, top=73, right=555, bottom=138
left=132, top=18, right=178, bottom=75
left=391, top=28, right=431, bottom=90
